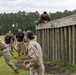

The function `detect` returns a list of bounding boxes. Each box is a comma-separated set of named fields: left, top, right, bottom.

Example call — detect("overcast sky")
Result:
left=0, top=0, right=76, bottom=13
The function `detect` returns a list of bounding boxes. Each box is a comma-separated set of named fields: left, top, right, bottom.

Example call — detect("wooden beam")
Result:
left=60, top=28, right=64, bottom=63
left=68, top=26, right=72, bottom=64
left=72, top=26, right=75, bottom=66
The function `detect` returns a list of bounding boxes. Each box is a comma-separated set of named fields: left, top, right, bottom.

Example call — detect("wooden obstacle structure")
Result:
left=36, top=14, right=76, bottom=66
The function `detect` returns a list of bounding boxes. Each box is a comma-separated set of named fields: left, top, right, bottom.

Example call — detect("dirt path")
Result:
left=15, top=58, right=76, bottom=75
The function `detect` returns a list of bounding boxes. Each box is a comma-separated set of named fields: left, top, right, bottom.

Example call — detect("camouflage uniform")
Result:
left=27, top=40, right=45, bottom=75
left=9, top=34, right=17, bottom=52
left=16, top=32, right=24, bottom=56
left=0, top=38, right=18, bottom=71
left=17, top=42, right=25, bottom=56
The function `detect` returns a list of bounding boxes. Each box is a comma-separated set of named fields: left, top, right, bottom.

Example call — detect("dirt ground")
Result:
left=15, top=58, right=76, bottom=75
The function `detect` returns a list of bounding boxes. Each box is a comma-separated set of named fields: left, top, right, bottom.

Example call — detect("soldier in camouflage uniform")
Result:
left=4, top=32, right=13, bottom=56
left=36, top=11, right=51, bottom=25
left=24, top=30, right=45, bottom=75
left=0, top=38, right=19, bottom=73
left=9, top=31, right=17, bottom=52
left=16, top=29, right=25, bottom=56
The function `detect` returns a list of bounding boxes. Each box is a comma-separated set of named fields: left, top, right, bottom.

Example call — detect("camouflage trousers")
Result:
left=17, top=42, right=26, bottom=56
left=10, top=41, right=17, bottom=51
left=0, top=48, right=17, bottom=71
left=30, top=64, right=45, bottom=75
left=6, top=44, right=14, bottom=56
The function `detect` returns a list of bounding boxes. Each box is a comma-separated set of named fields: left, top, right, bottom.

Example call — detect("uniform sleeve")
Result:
left=47, top=15, right=51, bottom=21
left=28, top=45, right=39, bottom=67
left=40, top=15, right=43, bottom=20
left=0, top=38, right=7, bottom=49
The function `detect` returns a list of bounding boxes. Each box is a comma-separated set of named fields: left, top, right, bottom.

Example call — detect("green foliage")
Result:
left=49, top=9, right=76, bottom=20
left=0, top=11, right=38, bottom=35
left=0, top=9, right=76, bottom=35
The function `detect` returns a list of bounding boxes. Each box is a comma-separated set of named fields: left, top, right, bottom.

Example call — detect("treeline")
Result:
left=0, top=9, right=76, bottom=35
left=0, top=11, right=38, bottom=35
left=50, top=10, right=76, bottom=20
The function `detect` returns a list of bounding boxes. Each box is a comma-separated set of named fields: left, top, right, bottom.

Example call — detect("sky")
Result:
left=0, top=0, right=76, bottom=13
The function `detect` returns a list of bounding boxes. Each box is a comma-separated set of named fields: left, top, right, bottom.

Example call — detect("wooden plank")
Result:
left=42, top=29, right=45, bottom=53
left=49, top=29, right=53, bottom=61
left=40, top=30, right=42, bottom=47
left=44, top=29, right=46, bottom=58
left=60, top=28, right=64, bottom=63
left=36, top=30, right=38, bottom=42
left=37, top=30, right=40, bottom=43
left=68, top=26, right=72, bottom=64
left=56, top=28, right=61, bottom=61
left=47, top=29, right=50, bottom=60
left=72, top=26, right=75, bottom=66
left=44, top=29, right=48, bottom=59
left=52, top=29, right=55, bottom=61
left=55, top=29, right=58, bottom=61
left=64, top=27, right=68, bottom=65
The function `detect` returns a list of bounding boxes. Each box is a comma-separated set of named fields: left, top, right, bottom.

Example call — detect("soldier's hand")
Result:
left=25, top=64, right=30, bottom=69
left=23, top=60, right=30, bottom=69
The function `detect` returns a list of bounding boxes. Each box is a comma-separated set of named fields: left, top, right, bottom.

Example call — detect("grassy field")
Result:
left=0, top=36, right=50, bottom=75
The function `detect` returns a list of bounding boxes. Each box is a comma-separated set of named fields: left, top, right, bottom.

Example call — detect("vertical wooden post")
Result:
left=64, top=27, right=69, bottom=65
left=55, top=28, right=58, bottom=61
left=40, top=30, right=42, bottom=47
left=37, top=30, right=38, bottom=42
left=47, top=29, right=50, bottom=60
left=72, top=26, right=75, bottom=66
left=37, top=30, right=40, bottom=43
left=49, top=29, right=53, bottom=61
left=60, top=28, right=64, bottom=63
left=44, top=29, right=47, bottom=59
left=68, top=26, right=72, bottom=64
left=42, top=29, right=45, bottom=54
left=52, top=29, right=55, bottom=61
left=57, top=28, right=61, bottom=61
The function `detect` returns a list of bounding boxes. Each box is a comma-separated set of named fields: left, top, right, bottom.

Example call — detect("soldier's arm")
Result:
left=0, top=38, right=8, bottom=49
left=47, top=15, right=51, bottom=21
left=28, top=45, right=39, bottom=67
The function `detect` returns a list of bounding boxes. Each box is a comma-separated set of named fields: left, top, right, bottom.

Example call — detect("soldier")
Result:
left=4, top=32, right=13, bottom=56
left=16, top=29, right=25, bottom=57
left=23, top=31, right=27, bottom=55
left=9, top=31, right=17, bottom=52
left=0, top=38, right=19, bottom=73
left=4, top=32, right=12, bottom=45
left=36, top=11, right=51, bottom=25
left=24, top=30, right=45, bottom=75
